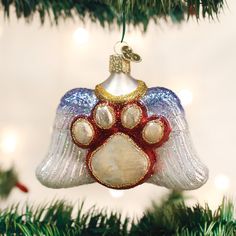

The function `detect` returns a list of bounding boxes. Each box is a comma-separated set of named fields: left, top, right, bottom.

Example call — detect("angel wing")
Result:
left=36, top=88, right=99, bottom=188
left=141, top=87, right=208, bottom=190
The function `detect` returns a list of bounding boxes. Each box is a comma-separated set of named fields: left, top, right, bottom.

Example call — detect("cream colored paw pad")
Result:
left=93, top=103, right=116, bottom=129
left=71, top=118, right=95, bottom=146
left=88, top=132, right=150, bottom=188
left=70, top=101, right=171, bottom=189
left=142, top=119, right=164, bottom=144
left=121, top=103, right=142, bottom=129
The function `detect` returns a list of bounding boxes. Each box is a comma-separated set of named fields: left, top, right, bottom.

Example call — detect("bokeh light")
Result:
left=214, top=174, right=230, bottom=192
left=0, top=131, right=17, bottom=154
left=73, top=27, right=89, bottom=45
left=178, top=89, right=193, bottom=106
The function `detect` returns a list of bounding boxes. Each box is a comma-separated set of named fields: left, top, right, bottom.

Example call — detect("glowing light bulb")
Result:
left=214, top=174, right=230, bottom=192
left=109, top=189, right=124, bottom=198
left=73, top=27, right=89, bottom=45
left=1, top=132, right=17, bottom=154
left=178, top=89, right=193, bottom=106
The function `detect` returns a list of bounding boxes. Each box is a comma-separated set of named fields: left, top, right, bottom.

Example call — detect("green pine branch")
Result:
left=0, top=167, right=18, bottom=199
left=0, top=0, right=225, bottom=29
left=0, top=191, right=235, bottom=235
left=0, top=167, right=28, bottom=199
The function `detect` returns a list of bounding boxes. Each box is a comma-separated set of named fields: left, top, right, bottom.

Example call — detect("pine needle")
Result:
left=0, top=0, right=226, bottom=29
left=0, top=191, right=235, bottom=235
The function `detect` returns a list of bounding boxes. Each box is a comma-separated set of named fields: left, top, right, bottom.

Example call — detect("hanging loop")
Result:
left=113, top=41, right=128, bottom=55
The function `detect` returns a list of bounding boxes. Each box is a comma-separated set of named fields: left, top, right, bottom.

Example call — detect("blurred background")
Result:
left=0, top=1, right=235, bottom=217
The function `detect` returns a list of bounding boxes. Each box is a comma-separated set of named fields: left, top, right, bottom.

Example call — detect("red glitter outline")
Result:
left=70, top=101, right=171, bottom=189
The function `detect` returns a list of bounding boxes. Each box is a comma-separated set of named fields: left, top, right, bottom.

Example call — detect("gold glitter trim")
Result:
left=93, top=104, right=116, bottom=129
left=71, top=118, right=95, bottom=146
left=142, top=119, right=164, bottom=144
left=88, top=132, right=151, bottom=189
left=121, top=104, right=142, bottom=129
left=109, top=55, right=130, bottom=73
left=95, top=80, right=148, bottom=104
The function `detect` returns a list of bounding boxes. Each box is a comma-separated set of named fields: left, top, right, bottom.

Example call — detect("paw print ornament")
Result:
left=36, top=44, right=208, bottom=190
left=70, top=101, right=171, bottom=189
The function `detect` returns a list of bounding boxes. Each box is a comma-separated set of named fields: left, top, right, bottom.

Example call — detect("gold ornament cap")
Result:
left=95, top=43, right=146, bottom=104
left=109, top=55, right=130, bottom=74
